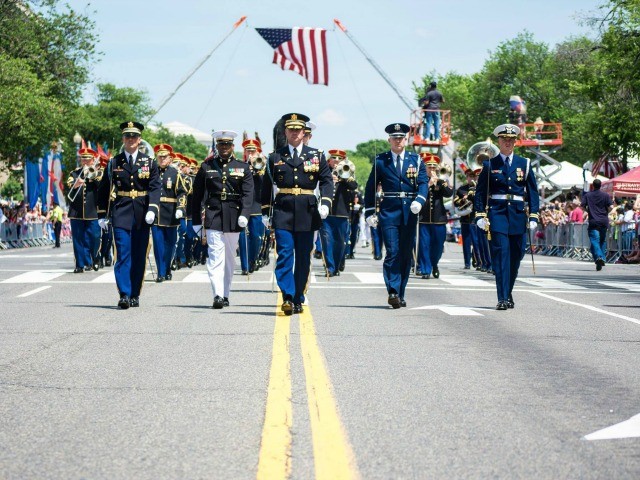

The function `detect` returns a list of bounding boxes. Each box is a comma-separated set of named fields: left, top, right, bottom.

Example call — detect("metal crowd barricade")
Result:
left=0, top=221, right=71, bottom=249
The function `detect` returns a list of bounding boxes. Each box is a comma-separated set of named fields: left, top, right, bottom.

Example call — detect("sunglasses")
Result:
left=217, top=141, right=234, bottom=146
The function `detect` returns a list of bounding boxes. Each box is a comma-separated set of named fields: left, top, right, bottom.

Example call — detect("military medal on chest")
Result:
left=166, top=176, right=172, bottom=189
left=516, top=167, right=523, bottom=181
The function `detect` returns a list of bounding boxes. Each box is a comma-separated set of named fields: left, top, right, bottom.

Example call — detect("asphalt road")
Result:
left=0, top=240, right=639, bottom=479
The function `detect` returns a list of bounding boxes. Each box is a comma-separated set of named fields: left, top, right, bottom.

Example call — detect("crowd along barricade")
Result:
left=527, top=222, right=624, bottom=264
left=0, top=220, right=72, bottom=249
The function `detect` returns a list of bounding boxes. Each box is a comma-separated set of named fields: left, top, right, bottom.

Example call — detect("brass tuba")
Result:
left=466, top=139, right=500, bottom=167
left=334, top=159, right=355, bottom=180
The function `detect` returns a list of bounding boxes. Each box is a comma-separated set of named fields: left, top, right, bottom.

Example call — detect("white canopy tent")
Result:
left=538, top=161, right=607, bottom=190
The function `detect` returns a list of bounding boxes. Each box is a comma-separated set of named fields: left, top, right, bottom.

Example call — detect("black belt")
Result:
left=382, top=192, right=417, bottom=198
left=209, top=192, right=240, bottom=201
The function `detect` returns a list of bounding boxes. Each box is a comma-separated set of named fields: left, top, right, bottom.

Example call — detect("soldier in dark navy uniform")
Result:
left=474, top=124, right=540, bottom=310
left=192, top=130, right=253, bottom=309
left=261, top=113, right=334, bottom=315
left=97, top=121, right=161, bottom=309
left=454, top=166, right=480, bottom=270
left=151, top=144, right=187, bottom=283
left=239, top=138, right=266, bottom=275
left=364, top=123, right=429, bottom=308
left=173, top=153, right=193, bottom=269
left=67, top=148, right=102, bottom=273
left=320, top=149, right=358, bottom=276
left=345, top=189, right=362, bottom=259
left=418, top=153, right=453, bottom=279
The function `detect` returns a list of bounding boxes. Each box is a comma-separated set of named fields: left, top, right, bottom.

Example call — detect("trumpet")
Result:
left=438, top=164, right=452, bottom=179
left=252, top=155, right=266, bottom=171
left=334, top=159, right=355, bottom=180
left=67, top=164, right=100, bottom=202
left=454, top=180, right=476, bottom=217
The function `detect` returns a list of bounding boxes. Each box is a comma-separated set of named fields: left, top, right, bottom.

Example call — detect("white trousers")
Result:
left=205, top=229, right=239, bottom=298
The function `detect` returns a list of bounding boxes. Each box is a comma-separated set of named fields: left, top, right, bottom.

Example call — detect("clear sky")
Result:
left=69, top=0, right=602, bottom=152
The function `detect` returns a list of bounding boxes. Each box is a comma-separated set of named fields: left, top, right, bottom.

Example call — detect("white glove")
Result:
left=262, top=215, right=271, bottom=228
left=193, top=225, right=203, bottom=235
left=410, top=201, right=422, bottom=214
left=476, top=218, right=487, bottom=230
left=98, top=218, right=109, bottom=230
left=175, top=209, right=183, bottom=220
left=366, top=215, right=378, bottom=228
left=145, top=211, right=155, bottom=224
left=238, top=215, right=248, bottom=228
left=529, top=221, right=538, bottom=230
left=318, top=205, right=329, bottom=219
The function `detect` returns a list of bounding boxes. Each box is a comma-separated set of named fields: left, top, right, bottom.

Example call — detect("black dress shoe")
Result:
left=92, top=263, right=99, bottom=271
left=388, top=293, right=401, bottom=309
left=165, top=273, right=172, bottom=281
left=506, top=294, right=514, bottom=309
left=399, top=298, right=407, bottom=308
left=293, top=303, right=304, bottom=314
left=155, top=276, right=164, bottom=283
left=73, top=267, right=84, bottom=273
left=281, top=300, right=293, bottom=315
left=496, top=301, right=508, bottom=310
left=105, top=260, right=112, bottom=267
left=129, top=297, right=139, bottom=307
left=118, top=296, right=130, bottom=309
left=339, top=261, right=345, bottom=272
left=241, top=270, right=249, bottom=275
left=433, top=266, right=440, bottom=279
left=464, top=265, right=471, bottom=270
left=374, top=255, right=382, bottom=260
left=415, top=270, right=422, bottom=276
left=84, top=265, right=92, bottom=272
left=99, top=260, right=104, bottom=269
left=223, top=297, right=229, bottom=307
left=313, top=251, right=322, bottom=259
left=213, top=296, right=224, bottom=309
left=421, top=274, right=430, bottom=280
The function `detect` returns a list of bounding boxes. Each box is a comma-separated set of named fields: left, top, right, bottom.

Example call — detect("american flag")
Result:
left=256, top=27, right=329, bottom=86
left=592, top=153, right=624, bottom=178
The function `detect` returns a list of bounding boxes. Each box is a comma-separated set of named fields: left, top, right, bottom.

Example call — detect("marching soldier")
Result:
left=364, top=123, right=428, bottom=308
left=345, top=189, right=363, bottom=259
left=97, top=121, right=161, bottom=309
left=173, top=154, right=193, bottom=269
left=67, top=148, right=102, bottom=273
left=192, top=130, right=253, bottom=309
left=96, top=153, right=113, bottom=268
left=239, top=138, right=266, bottom=275
left=454, top=166, right=480, bottom=270
left=320, top=149, right=358, bottom=276
left=261, top=113, right=334, bottom=315
left=418, top=153, right=453, bottom=279
left=151, top=144, right=187, bottom=282
left=474, top=124, right=540, bottom=310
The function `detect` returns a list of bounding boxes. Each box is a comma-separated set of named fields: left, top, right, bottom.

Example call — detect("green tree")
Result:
left=0, top=176, right=23, bottom=201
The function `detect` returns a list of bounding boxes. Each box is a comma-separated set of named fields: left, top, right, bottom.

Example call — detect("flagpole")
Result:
left=146, top=16, right=248, bottom=123
left=333, top=19, right=414, bottom=111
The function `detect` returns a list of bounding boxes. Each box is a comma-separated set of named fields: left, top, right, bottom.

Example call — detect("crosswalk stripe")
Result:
left=182, top=271, right=209, bottom=283
left=517, top=277, right=586, bottom=289
left=353, top=272, right=385, bottom=284
left=1, top=271, right=66, bottom=283
left=440, top=275, right=494, bottom=287
left=598, top=282, right=640, bottom=292
left=92, top=271, right=116, bottom=283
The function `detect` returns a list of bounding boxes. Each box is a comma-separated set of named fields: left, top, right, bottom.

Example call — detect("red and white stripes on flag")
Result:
left=592, top=153, right=624, bottom=179
left=256, top=27, right=329, bottom=86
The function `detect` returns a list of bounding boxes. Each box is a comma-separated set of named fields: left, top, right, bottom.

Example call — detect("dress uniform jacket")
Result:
left=250, top=167, right=265, bottom=216
left=97, top=152, right=161, bottom=229
left=67, top=167, right=101, bottom=220
left=155, top=165, right=187, bottom=227
left=261, top=145, right=333, bottom=231
left=454, top=183, right=476, bottom=224
left=420, top=179, right=452, bottom=224
left=331, top=178, right=358, bottom=217
left=364, top=151, right=429, bottom=225
left=474, top=154, right=540, bottom=234
left=192, top=155, right=253, bottom=232
left=184, top=174, right=194, bottom=220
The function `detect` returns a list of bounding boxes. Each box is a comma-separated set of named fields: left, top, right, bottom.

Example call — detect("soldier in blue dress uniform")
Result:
left=261, top=113, right=334, bottom=315
left=67, top=148, right=102, bottom=273
left=364, top=123, right=429, bottom=308
left=97, top=121, right=161, bottom=309
left=474, top=124, right=540, bottom=310
left=239, top=138, right=267, bottom=275
left=418, top=153, right=453, bottom=279
left=320, top=149, right=358, bottom=276
left=151, top=144, right=187, bottom=283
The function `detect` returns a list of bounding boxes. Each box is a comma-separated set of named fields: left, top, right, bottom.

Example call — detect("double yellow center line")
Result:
left=257, top=294, right=359, bottom=480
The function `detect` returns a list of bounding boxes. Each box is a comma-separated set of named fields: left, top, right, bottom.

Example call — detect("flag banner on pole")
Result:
left=256, top=27, right=329, bottom=85
left=592, top=153, right=623, bottom=179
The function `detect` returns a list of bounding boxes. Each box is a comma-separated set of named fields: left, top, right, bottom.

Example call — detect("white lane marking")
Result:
left=530, top=291, right=640, bottom=326
left=411, top=304, right=487, bottom=316
left=518, top=277, right=586, bottom=290
left=17, top=286, right=51, bottom=297
left=182, top=271, right=210, bottom=283
left=353, top=272, right=385, bottom=284
left=441, top=275, right=494, bottom=287
left=1, top=271, right=66, bottom=283
left=599, top=282, right=640, bottom=292
left=585, top=413, right=640, bottom=440
left=92, top=271, right=116, bottom=283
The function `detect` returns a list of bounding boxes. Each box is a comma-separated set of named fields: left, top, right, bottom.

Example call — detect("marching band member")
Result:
left=454, top=166, right=480, bottom=270
left=67, top=148, right=102, bottom=273
left=97, top=121, right=161, bottom=309
left=261, top=113, right=333, bottom=315
left=474, top=124, right=540, bottom=310
left=364, top=123, right=428, bottom=308
left=345, top=189, right=362, bottom=259
left=192, top=130, right=253, bottom=309
left=239, top=138, right=266, bottom=275
left=173, top=153, right=193, bottom=269
left=320, top=149, right=358, bottom=276
left=151, top=144, right=187, bottom=283
left=418, top=153, right=453, bottom=279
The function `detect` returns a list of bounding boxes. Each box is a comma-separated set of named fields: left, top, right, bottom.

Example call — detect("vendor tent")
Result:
left=601, top=165, right=640, bottom=197
left=539, top=161, right=607, bottom=189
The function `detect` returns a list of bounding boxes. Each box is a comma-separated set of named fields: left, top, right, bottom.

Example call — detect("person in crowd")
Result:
left=364, top=122, right=428, bottom=308
left=49, top=201, right=64, bottom=248
left=581, top=178, right=613, bottom=271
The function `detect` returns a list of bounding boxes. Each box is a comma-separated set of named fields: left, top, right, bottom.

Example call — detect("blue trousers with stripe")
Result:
left=320, top=216, right=349, bottom=274
left=239, top=215, right=266, bottom=272
left=70, top=219, right=100, bottom=269
left=417, top=223, right=446, bottom=275
left=274, top=229, right=314, bottom=304
left=113, top=224, right=150, bottom=298
left=489, top=231, right=526, bottom=302
left=152, top=225, right=178, bottom=278
left=381, top=223, right=416, bottom=299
